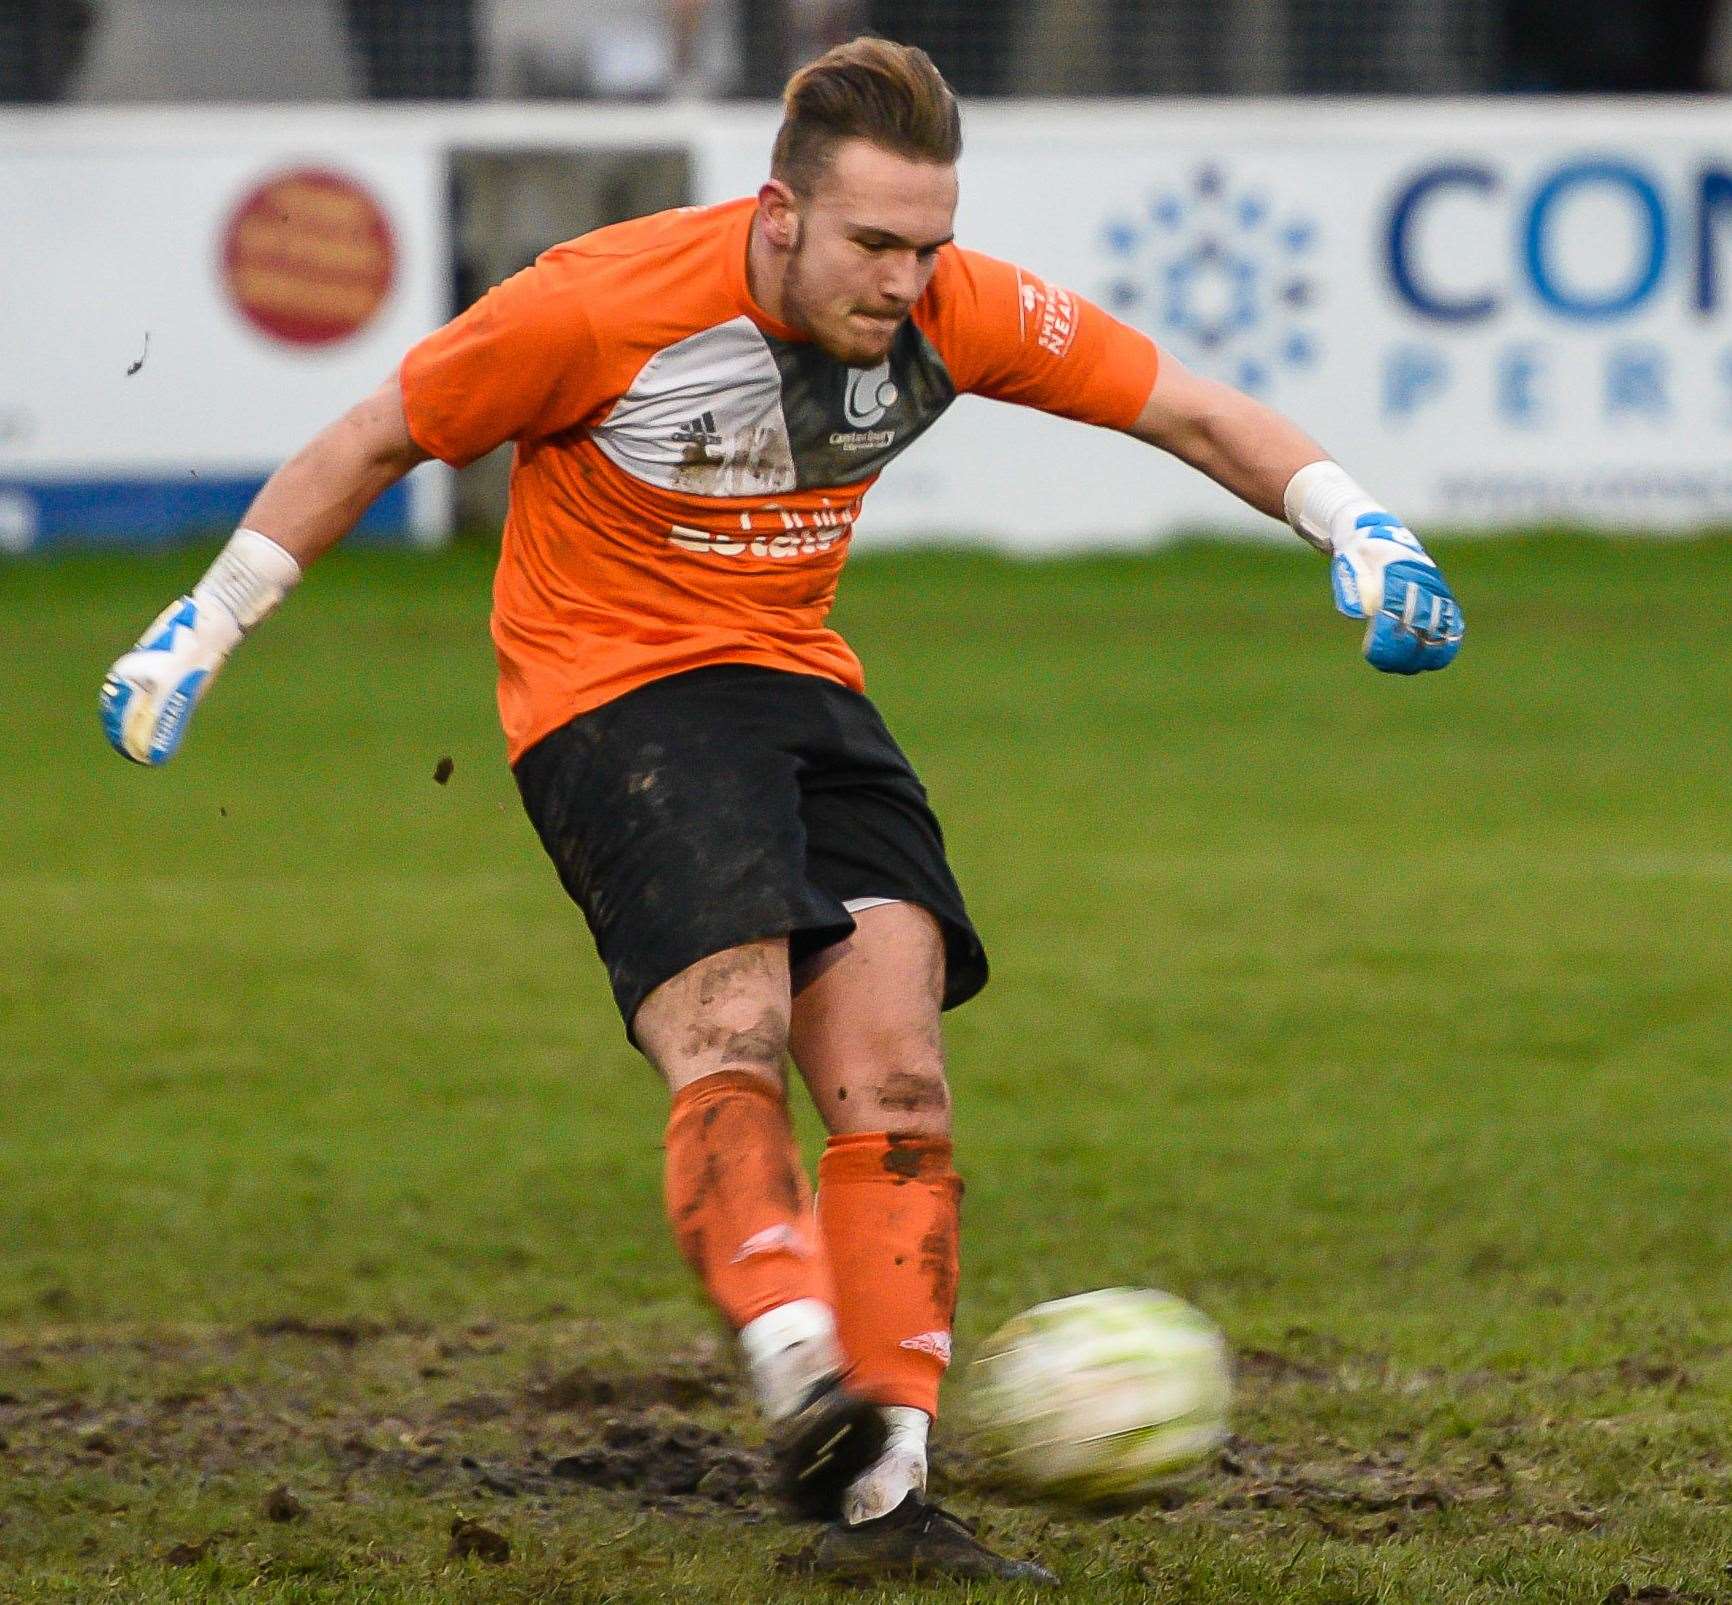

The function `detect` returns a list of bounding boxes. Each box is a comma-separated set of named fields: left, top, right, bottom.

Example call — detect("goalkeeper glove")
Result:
left=1284, top=462, right=1463, bottom=675
left=100, top=529, right=300, bottom=765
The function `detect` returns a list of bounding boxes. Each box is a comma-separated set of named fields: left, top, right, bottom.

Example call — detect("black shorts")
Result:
left=513, top=664, right=988, bottom=1037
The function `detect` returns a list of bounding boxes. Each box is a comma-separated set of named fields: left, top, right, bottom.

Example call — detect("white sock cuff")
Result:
left=739, top=1298, right=837, bottom=1362
left=843, top=1405, right=931, bottom=1525
left=739, top=1299, right=842, bottom=1421
left=192, top=528, right=302, bottom=632
left=881, top=1405, right=930, bottom=1451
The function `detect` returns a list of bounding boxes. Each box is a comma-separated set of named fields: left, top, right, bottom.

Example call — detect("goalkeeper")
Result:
left=101, top=36, right=1461, bottom=1587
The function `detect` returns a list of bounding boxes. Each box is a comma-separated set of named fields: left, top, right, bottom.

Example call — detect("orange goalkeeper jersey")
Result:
left=399, top=196, right=1160, bottom=762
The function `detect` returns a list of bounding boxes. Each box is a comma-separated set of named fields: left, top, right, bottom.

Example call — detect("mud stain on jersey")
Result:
left=671, top=423, right=794, bottom=498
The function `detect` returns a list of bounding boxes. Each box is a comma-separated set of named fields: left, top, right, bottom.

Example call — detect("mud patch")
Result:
left=527, top=1362, right=736, bottom=1414
left=1234, top=1347, right=1336, bottom=1386
left=1525, top=1504, right=1608, bottom=1532
left=0, top=1321, right=762, bottom=1523
left=250, top=1315, right=401, bottom=1347
left=1610, top=1358, right=1696, bottom=1392
left=448, top=1515, right=510, bottom=1563
left=1207, top=1439, right=1474, bottom=1537
left=1600, top=1586, right=1717, bottom=1605
left=161, top=1538, right=216, bottom=1566
left=429, top=1416, right=766, bottom=1514
left=548, top=1415, right=764, bottom=1509
left=262, top=1484, right=308, bottom=1522
left=437, top=1391, right=515, bottom=1424
left=0, top=1316, right=1683, bottom=1563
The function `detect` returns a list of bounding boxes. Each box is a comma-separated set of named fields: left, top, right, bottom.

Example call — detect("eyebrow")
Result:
left=851, top=226, right=955, bottom=253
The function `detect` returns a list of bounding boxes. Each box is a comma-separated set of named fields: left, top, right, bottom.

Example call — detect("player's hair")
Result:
left=772, top=37, right=962, bottom=195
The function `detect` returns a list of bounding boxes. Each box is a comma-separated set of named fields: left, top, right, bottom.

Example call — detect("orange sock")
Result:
left=663, top=1071, right=835, bottom=1329
left=817, top=1131, right=962, bottom=1418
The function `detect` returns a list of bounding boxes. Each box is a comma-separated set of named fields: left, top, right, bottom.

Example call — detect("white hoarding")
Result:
left=0, top=114, right=449, bottom=549
left=697, top=101, right=1732, bottom=546
left=5, top=102, right=1731, bottom=550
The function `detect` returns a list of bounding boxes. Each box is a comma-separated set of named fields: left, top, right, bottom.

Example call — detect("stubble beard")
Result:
left=784, top=238, right=898, bottom=368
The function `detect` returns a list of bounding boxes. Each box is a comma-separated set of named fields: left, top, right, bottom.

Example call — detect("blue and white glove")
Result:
left=100, top=529, right=300, bottom=765
left=1330, top=511, right=1463, bottom=675
left=1285, top=462, right=1463, bottom=675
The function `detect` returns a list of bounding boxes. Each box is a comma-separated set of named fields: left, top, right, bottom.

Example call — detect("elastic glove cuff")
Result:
left=190, top=528, right=301, bottom=637
left=1283, top=460, right=1383, bottom=555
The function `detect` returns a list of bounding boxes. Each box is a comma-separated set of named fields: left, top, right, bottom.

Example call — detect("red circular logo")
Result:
left=221, top=168, right=396, bottom=347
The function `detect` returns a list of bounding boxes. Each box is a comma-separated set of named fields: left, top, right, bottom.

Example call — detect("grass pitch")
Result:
left=2, top=534, right=1729, bottom=1601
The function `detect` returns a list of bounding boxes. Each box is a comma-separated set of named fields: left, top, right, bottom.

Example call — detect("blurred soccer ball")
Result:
left=969, top=1287, right=1232, bottom=1506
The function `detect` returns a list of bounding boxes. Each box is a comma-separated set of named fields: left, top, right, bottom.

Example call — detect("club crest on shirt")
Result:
left=829, top=362, right=900, bottom=452
left=843, top=361, right=899, bottom=428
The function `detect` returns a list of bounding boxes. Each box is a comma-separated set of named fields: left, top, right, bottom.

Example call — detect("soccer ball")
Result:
left=968, top=1287, right=1232, bottom=1506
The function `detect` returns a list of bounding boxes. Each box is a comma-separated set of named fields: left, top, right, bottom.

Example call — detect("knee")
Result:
left=664, top=1002, right=790, bottom=1090
left=633, top=942, right=792, bottom=1091
left=703, top=1006, right=790, bottom=1076
left=832, top=1048, right=951, bottom=1139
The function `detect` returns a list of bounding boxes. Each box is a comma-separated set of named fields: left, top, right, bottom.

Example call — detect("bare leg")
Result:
left=633, top=937, right=887, bottom=1513
left=790, top=902, right=951, bottom=1139
left=635, top=937, right=826, bottom=1407
left=633, top=936, right=791, bottom=1094
left=789, top=902, right=958, bottom=1524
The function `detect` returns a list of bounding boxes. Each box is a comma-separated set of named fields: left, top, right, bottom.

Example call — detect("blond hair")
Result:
left=772, top=37, right=962, bottom=195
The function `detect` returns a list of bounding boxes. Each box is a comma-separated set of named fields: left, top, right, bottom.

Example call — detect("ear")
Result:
left=757, top=179, right=801, bottom=251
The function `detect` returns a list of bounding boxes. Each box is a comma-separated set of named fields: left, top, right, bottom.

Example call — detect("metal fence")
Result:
left=3, top=0, right=1724, bottom=103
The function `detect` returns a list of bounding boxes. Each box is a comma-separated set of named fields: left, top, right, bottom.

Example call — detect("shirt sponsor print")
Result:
left=667, top=496, right=861, bottom=559
left=1015, top=268, right=1081, bottom=361
left=830, top=361, right=902, bottom=452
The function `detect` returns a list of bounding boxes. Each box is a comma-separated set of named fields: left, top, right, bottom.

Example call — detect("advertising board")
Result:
left=0, top=115, right=448, bottom=549
left=6, top=101, right=1729, bottom=550
left=700, top=101, right=1732, bottom=546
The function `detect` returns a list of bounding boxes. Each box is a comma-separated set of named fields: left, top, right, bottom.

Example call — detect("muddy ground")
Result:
left=2, top=1316, right=1693, bottom=1569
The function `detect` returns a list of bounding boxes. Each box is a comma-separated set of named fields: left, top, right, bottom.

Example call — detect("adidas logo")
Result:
left=671, top=409, right=722, bottom=463
left=730, top=1224, right=809, bottom=1263
left=899, top=1330, right=953, bottom=1365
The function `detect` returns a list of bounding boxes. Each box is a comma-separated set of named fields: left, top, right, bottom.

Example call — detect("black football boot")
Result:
left=767, top=1374, right=888, bottom=1520
left=778, top=1491, right=1059, bottom=1585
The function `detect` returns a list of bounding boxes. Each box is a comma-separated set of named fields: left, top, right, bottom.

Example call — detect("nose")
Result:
left=879, top=250, right=922, bottom=309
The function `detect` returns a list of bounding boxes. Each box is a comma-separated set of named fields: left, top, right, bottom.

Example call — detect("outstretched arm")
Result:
left=100, top=377, right=429, bottom=765
left=917, top=248, right=1462, bottom=674
left=242, top=377, right=429, bottom=567
left=1126, top=352, right=1324, bottom=521
left=1126, top=351, right=1464, bottom=675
